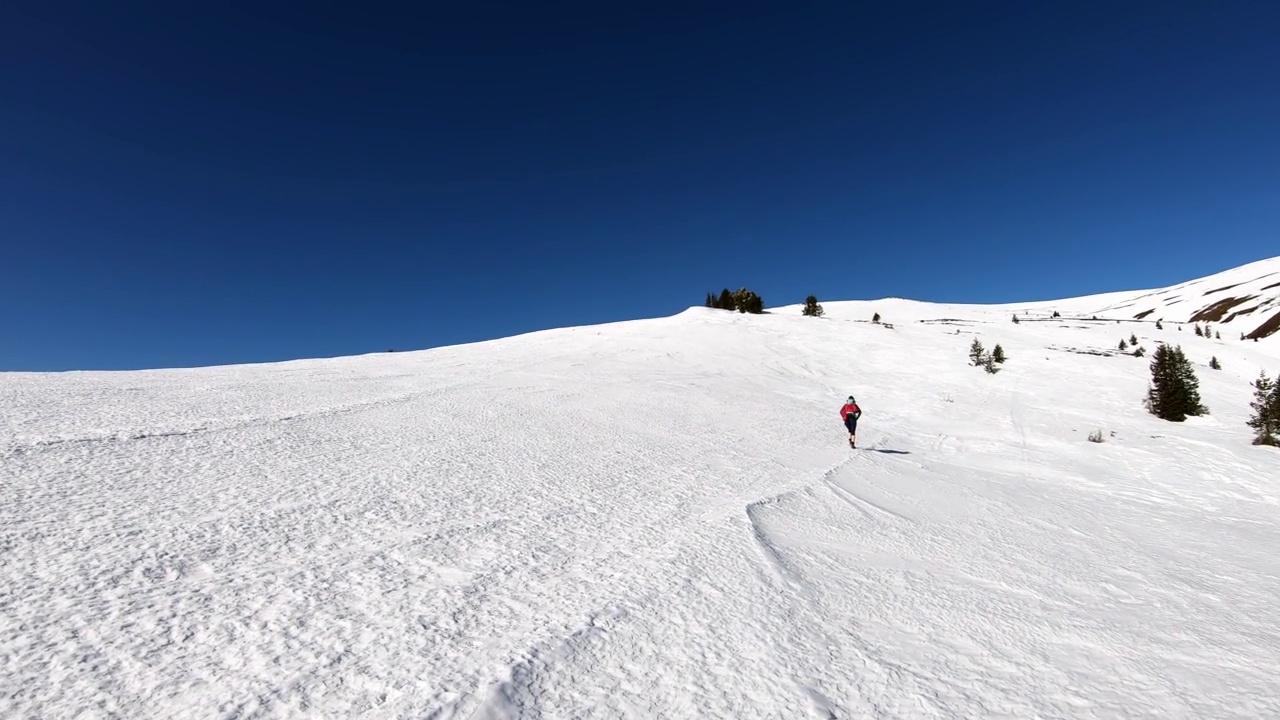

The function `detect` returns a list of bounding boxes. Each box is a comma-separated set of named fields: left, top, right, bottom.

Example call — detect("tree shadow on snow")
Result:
left=870, top=449, right=911, bottom=455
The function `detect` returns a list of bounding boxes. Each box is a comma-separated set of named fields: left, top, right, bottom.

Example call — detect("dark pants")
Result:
left=844, top=416, right=858, bottom=434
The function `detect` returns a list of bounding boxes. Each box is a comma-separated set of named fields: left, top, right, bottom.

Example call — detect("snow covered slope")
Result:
left=825, top=256, right=1280, bottom=340
left=4, top=263, right=1280, bottom=719
left=985, top=255, right=1280, bottom=340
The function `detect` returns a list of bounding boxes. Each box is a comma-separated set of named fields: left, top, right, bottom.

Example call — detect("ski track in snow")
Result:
left=4, top=288, right=1280, bottom=718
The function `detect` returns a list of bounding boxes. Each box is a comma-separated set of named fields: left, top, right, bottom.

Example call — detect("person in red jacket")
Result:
left=840, top=395, right=862, bottom=448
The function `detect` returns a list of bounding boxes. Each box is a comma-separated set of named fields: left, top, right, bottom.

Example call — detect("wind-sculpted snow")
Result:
left=4, top=287, right=1280, bottom=717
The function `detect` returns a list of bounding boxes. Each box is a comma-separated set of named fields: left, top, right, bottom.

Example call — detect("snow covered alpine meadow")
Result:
left=4, top=260, right=1280, bottom=719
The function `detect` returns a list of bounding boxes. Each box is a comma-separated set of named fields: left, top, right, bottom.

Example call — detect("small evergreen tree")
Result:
left=1195, top=324, right=1204, bottom=337
left=1216, top=331, right=1221, bottom=340
left=1271, top=376, right=1280, bottom=437
left=1209, top=356, right=1221, bottom=370
left=1119, top=339, right=1128, bottom=352
left=802, top=295, right=824, bottom=317
left=1133, top=346, right=1146, bottom=357
left=969, top=339, right=986, bottom=366
left=1012, top=314, right=1021, bottom=324
left=982, top=353, right=1000, bottom=374
left=1052, top=311, right=1061, bottom=318
left=992, top=344, right=1006, bottom=364
left=872, top=312, right=881, bottom=324
left=1130, top=333, right=1138, bottom=345
left=1156, top=320, right=1164, bottom=330
left=1145, top=344, right=1207, bottom=422
left=1247, top=372, right=1279, bottom=446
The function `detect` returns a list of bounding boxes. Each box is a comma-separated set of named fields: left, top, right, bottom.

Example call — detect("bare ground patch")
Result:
left=1049, top=345, right=1122, bottom=358
left=1246, top=310, right=1280, bottom=340
left=1190, top=295, right=1257, bottom=323
left=1223, top=306, right=1261, bottom=323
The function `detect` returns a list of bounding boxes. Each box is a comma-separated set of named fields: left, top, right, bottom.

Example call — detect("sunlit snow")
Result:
left=4, top=261, right=1280, bottom=718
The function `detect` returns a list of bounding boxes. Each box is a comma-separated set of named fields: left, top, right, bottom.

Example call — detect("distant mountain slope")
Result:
left=799, top=256, right=1280, bottom=340
left=1085, top=257, right=1280, bottom=338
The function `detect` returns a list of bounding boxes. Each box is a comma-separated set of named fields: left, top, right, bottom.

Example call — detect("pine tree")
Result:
left=731, top=288, right=764, bottom=314
left=1209, top=356, right=1221, bottom=370
left=1052, top=311, right=1061, bottom=318
left=705, top=292, right=715, bottom=308
left=1272, top=376, right=1280, bottom=437
left=1119, top=339, right=1128, bottom=351
left=983, top=352, right=1000, bottom=374
left=969, top=339, right=986, bottom=366
left=1195, top=324, right=1204, bottom=337
left=1156, top=320, right=1164, bottom=330
left=1216, top=331, right=1221, bottom=340
left=992, top=344, right=1006, bottom=364
left=872, top=312, right=881, bottom=324
left=716, top=288, right=735, bottom=310
left=1130, top=333, right=1138, bottom=345
left=802, top=295, right=824, bottom=317
left=1247, top=372, right=1279, bottom=446
left=1145, top=344, right=1207, bottom=421
left=1133, top=346, right=1146, bottom=357
left=1012, top=314, right=1021, bottom=324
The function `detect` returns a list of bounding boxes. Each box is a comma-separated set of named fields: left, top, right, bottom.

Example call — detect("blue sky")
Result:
left=3, top=2, right=1278, bottom=370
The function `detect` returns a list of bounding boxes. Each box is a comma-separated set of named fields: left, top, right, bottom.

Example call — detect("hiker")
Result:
left=840, top=395, right=862, bottom=448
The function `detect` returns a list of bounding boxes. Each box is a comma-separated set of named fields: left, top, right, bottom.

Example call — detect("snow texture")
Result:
left=4, top=263, right=1280, bottom=718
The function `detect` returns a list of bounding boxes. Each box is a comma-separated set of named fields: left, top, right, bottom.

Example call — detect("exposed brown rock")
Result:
left=1190, top=295, right=1257, bottom=323
left=1133, top=309, right=1155, bottom=319
left=1246, top=310, right=1280, bottom=340
left=1223, top=306, right=1260, bottom=323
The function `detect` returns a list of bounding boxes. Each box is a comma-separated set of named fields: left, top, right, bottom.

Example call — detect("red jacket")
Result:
left=840, top=402, right=861, bottom=421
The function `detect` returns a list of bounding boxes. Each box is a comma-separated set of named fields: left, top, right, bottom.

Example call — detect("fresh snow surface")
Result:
left=4, top=291, right=1280, bottom=718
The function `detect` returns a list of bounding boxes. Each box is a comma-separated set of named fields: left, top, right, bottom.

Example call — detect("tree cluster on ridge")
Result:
left=705, top=287, right=765, bottom=314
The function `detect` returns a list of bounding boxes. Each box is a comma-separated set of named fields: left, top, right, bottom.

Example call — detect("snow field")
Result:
left=3, top=293, right=1280, bottom=718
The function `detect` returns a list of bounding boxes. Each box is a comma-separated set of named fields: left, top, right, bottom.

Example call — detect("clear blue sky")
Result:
left=3, top=2, right=1278, bottom=370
